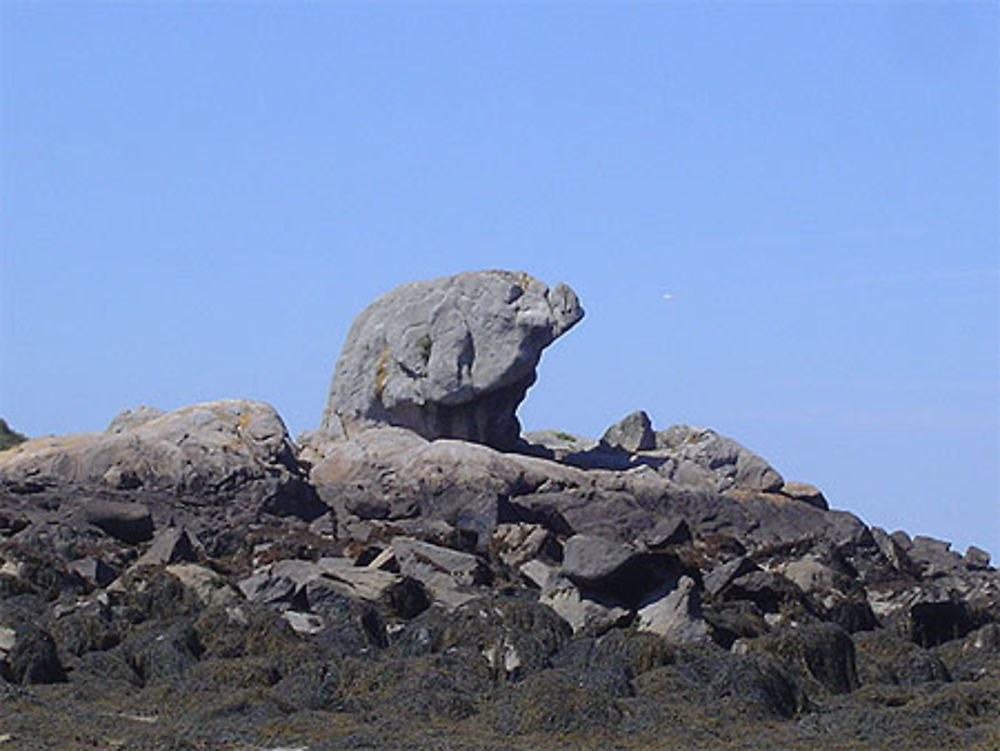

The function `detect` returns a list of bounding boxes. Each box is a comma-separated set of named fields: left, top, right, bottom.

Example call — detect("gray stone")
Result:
left=871, top=526, right=915, bottom=573
left=780, top=481, right=829, bottom=511
left=779, top=555, right=840, bottom=593
left=654, top=425, right=784, bottom=493
left=601, top=410, right=656, bottom=453
left=704, top=556, right=760, bottom=597
left=909, top=536, right=964, bottom=578
left=238, top=560, right=319, bottom=608
left=165, top=563, right=240, bottom=608
left=637, top=516, right=691, bottom=550
left=520, top=559, right=565, bottom=592
left=890, top=530, right=913, bottom=551
left=136, top=527, right=197, bottom=567
left=540, top=585, right=631, bottom=637
left=964, top=545, right=991, bottom=571
left=391, top=537, right=491, bottom=588
left=82, top=500, right=154, bottom=544
left=561, top=535, right=639, bottom=588
left=0, top=399, right=326, bottom=521
left=321, top=270, right=583, bottom=451
left=636, top=575, right=709, bottom=643
left=491, top=523, right=560, bottom=568
left=315, top=557, right=404, bottom=602
left=68, top=557, right=117, bottom=588
left=283, top=611, right=325, bottom=636
left=106, top=405, right=164, bottom=434
left=389, top=537, right=490, bottom=610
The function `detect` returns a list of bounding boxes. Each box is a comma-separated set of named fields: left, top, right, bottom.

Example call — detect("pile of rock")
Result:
left=0, top=270, right=996, bottom=749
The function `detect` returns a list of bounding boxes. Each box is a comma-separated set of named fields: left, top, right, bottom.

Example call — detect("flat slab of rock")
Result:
left=391, top=537, right=491, bottom=588
left=561, top=535, right=639, bottom=588
left=780, top=481, right=829, bottom=511
left=322, top=270, right=583, bottom=450
left=390, top=537, right=490, bottom=609
left=316, top=557, right=404, bottom=602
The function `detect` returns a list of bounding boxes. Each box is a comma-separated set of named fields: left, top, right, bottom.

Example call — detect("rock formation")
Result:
left=0, top=270, right=996, bottom=750
left=321, top=270, right=583, bottom=450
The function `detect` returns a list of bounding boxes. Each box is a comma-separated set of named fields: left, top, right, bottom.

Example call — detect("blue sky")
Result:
left=2, top=3, right=997, bottom=556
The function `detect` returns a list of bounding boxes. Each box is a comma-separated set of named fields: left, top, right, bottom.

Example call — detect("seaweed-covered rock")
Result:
left=749, top=622, right=859, bottom=695
left=0, top=623, right=66, bottom=684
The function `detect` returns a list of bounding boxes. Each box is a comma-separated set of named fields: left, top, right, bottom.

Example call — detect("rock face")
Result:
left=601, top=410, right=656, bottom=453
left=321, top=270, right=583, bottom=450
left=0, top=399, right=324, bottom=521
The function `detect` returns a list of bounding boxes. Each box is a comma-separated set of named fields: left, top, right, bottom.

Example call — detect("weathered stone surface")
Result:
left=106, top=406, right=164, bottom=434
left=704, top=557, right=760, bottom=597
left=637, top=516, right=692, bottom=550
left=909, top=536, right=964, bottom=578
left=561, top=535, right=638, bottom=588
left=67, top=557, right=117, bottom=588
left=136, top=527, right=198, bottom=567
left=870, top=526, right=915, bottom=573
left=283, top=610, right=325, bottom=636
left=321, top=270, right=583, bottom=450
left=601, top=410, right=655, bottom=453
left=308, top=426, right=428, bottom=521
left=653, top=424, right=784, bottom=493
left=0, top=400, right=326, bottom=522
left=778, top=555, right=841, bottom=594
left=541, top=585, right=631, bottom=637
left=82, top=500, right=154, bottom=544
left=964, top=545, right=991, bottom=571
left=780, top=481, right=829, bottom=511
left=392, top=537, right=491, bottom=589
left=165, top=563, right=240, bottom=608
left=491, top=523, right=560, bottom=568
left=520, top=559, right=564, bottom=592
left=636, top=575, right=709, bottom=643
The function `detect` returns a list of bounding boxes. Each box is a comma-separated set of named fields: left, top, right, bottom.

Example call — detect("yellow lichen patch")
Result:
left=374, top=345, right=391, bottom=403
left=518, top=270, right=533, bottom=293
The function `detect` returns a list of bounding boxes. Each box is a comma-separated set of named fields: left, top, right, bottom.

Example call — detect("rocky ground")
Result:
left=0, top=271, right=997, bottom=750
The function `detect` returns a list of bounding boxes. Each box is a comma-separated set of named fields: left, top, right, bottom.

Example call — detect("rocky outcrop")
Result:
left=0, top=269, right=996, bottom=749
left=321, top=270, right=583, bottom=450
left=0, top=399, right=325, bottom=523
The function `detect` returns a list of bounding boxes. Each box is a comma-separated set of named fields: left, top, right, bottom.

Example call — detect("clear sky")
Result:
left=2, top=2, right=998, bottom=557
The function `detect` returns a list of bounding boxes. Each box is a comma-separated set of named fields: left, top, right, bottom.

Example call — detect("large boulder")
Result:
left=321, top=270, right=583, bottom=450
left=0, top=400, right=325, bottom=521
